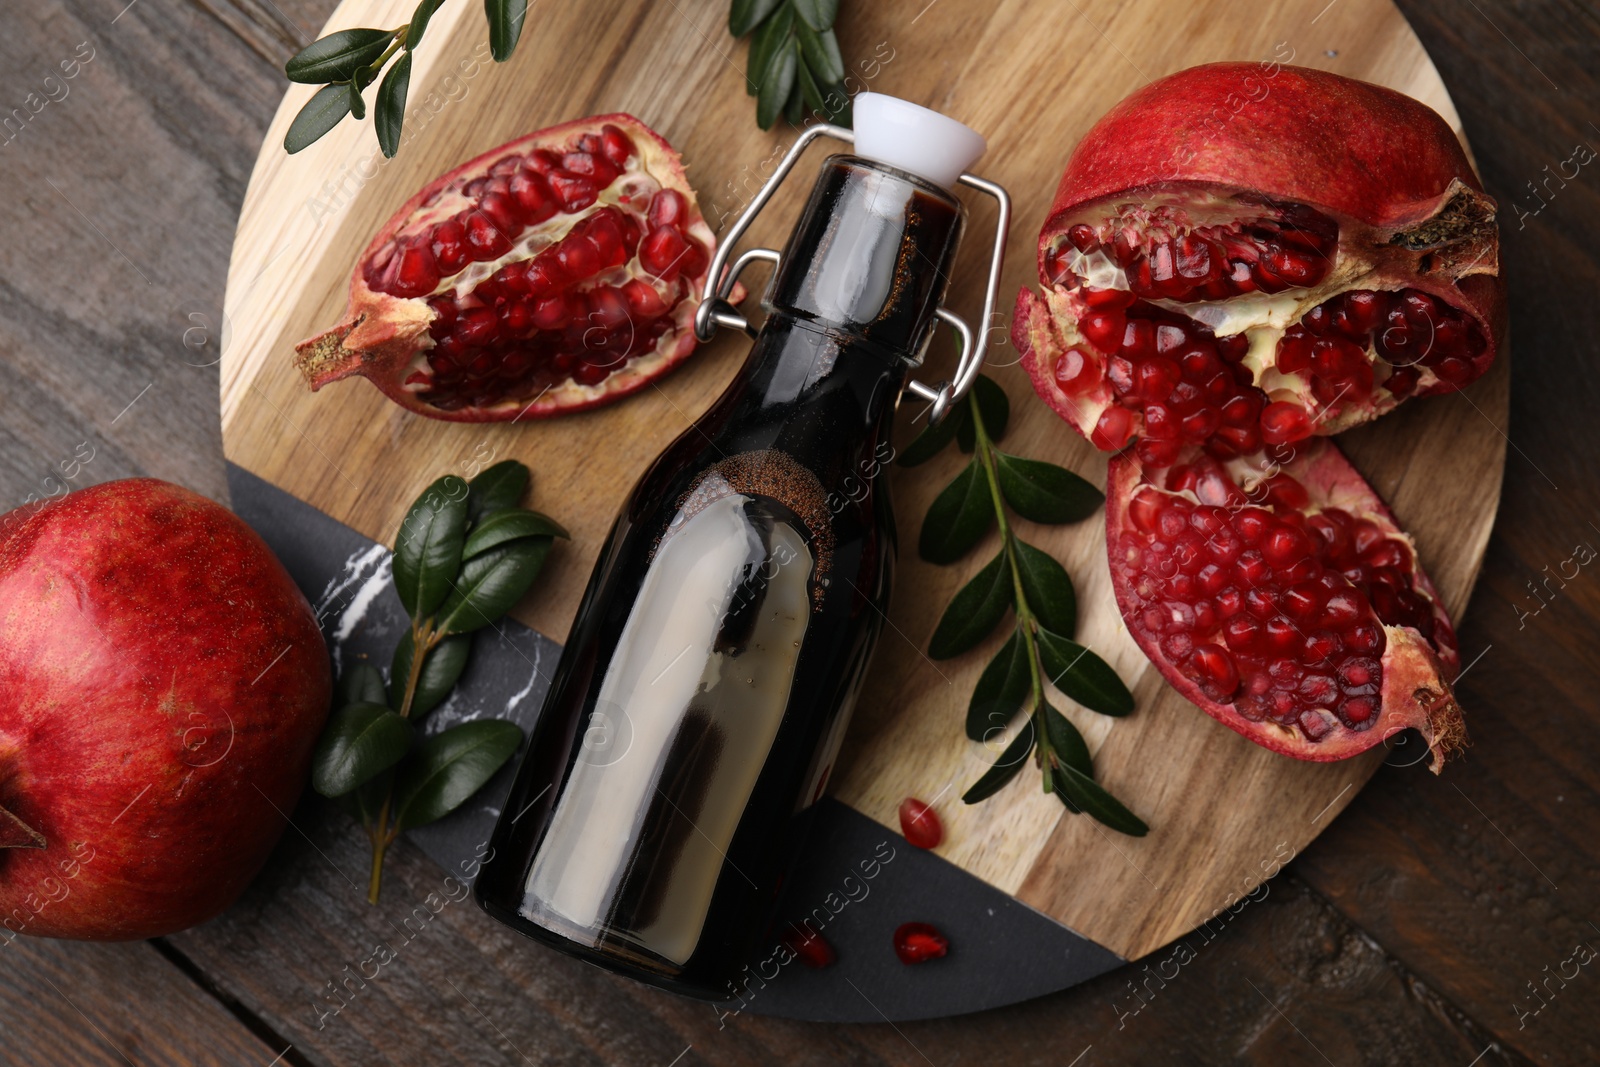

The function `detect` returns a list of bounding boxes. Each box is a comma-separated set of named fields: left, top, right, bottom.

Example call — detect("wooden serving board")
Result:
left=221, top=0, right=1507, bottom=964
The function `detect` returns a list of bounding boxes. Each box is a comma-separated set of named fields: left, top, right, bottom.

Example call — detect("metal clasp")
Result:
left=695, top=124, right=1010, bottom=426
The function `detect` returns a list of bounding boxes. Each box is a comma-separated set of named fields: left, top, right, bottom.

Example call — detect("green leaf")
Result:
left=375, top=52, right=411, bottom=158
left=757, top=38, right=798, bottom=130
left=746, top=3, right=794, bottom=96
left=790, top=0, right=839, bottom=30
left=962, top=718, right=1035, bottom=803
left=995, top=453, right=1103, bottom=525
left=1036, top=629, right=1134, bottom=716
left=393, top=719, right=523, bottom=828
left=337, top=662, right=387, bottom=708
left=729, top=0, right=783, bottom=36
left=434, top=538, right=551, bottom=635
left=785, top=76, right=805, bottom=126
left=897, top=402, right=966, bottom=467
left=285, top=28, right=393, bottom=84
left=957, top=375, right=1010, bottom=451
left=311, top=703, right=413, bottom=797
left=334, top=767, right=392, bottom=826
left=405, top=0, right=448, bottom=49
left=795, top=22, right=844, bottom=86
left=919, top=459, right=994, bottom=564
left=467, top=460, right=530, bottom=521
left=966, top=630, right=1031, bottom=741
left=822, top=81, right=852, bottom=126
left=484, top=0, right=528, bottom=62
left=796, top=59, right=827, bottom=118
left=346, top=79, right=366, bottom=121
left=284, top=83, right=354, bottom=154
left=389, top=630, right=472, bottom=719
left=1013, top=540, right=1077, bottom=636
left=1042, top=703, right=1093, bottom=777
left=392, top=474, right=470, bottom=620
left=463, top=511, right=566, bottom=560
left=1053, top=764, right=1149, bottom=836
left=928, top=551, right=1012, bottom=659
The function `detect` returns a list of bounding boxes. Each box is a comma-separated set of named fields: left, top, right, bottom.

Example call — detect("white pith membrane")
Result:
left=1027, top=189, right=1467, bottom=443
left=365, top=142, right=713, bottom=415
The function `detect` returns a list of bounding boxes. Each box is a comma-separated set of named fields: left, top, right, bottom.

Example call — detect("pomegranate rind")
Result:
left=1106, top=440, right=1466, bottom=772
left=1015, top=63, right=1505, bottom=451
left=294, top=114, right=718, bottom=422
left=1045, top=64, right=1488, bottom=234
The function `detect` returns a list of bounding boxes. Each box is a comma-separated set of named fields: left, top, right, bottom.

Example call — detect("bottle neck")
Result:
left=767, top=154, right=965, bottom=359
left=703, top=155, right=965, bottom=474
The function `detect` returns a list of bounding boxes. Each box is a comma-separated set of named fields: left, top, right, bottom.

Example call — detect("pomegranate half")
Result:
left=0, top=480, right=330, bottom=939
left=1013, top=63, right=1505, bottom=465
left=1106, top=441, right=1465, bottom=770
left=296, top=114, right=720, bottom=421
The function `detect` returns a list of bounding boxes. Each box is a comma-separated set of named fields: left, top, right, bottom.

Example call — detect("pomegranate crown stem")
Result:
left=0, top=802, right=45, bottom=850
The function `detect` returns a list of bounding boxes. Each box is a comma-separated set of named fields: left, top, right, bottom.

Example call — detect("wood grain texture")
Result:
left=4, top=0, right=1596, bottom=1063
left=1291, top=2, right=1600, bottom=1063
left=218, top=0, right=1505, bottom=961
left=0, top=937, right=283, bottom=1066
left=171, top=795, right=1539, bottom=1067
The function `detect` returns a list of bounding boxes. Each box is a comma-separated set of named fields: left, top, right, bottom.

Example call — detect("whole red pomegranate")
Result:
left=1107, top=442, right=1464, bottom=769
left=296, top=114, right=722, bottom=421
left=0, top=480, right=330, bottom=940
left=1014, top=63, right=1505, bottom=462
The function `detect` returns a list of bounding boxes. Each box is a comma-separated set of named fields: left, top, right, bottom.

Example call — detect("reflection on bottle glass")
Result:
left=522, top=476, right=814, bottom=965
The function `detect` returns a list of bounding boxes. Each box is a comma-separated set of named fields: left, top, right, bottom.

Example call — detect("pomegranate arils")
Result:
left=893, top=922, right=950, bottom=964
left=1020, top=67, right=1503, bottom=473
left=781, top=923, right=836, bottom=969
left=384, top=140, right=682, bottom=410
left=1110, top=442, right=1464, bottom=762
left=302, top=116, right=724, bottom=421
left=1050, top=205, right=1337, bottom=302
left=897, top=797, right=943, bottom=849
left=1114, top=452, right=1442, bottom=735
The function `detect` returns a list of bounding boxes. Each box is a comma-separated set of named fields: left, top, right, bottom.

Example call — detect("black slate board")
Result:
left=227, top=463, right=1123, bottom=1021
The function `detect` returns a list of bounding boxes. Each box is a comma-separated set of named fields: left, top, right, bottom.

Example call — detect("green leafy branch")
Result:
left=730, top=0, right=852, bottom=129
left=282, top=0, right=527, bottom=157
left=903, top=376, right=1148, bottom=836
left=312, top=460, right=568, bottom=902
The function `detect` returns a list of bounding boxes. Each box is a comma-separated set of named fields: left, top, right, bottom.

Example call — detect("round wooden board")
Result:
left=220, top=0, right=1506, bottom=965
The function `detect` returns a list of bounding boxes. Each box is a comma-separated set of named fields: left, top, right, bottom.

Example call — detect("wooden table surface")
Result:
left=0, top=1, right=1595, bottom=1064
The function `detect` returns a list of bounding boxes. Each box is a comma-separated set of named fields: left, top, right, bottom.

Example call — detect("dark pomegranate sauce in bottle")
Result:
left=477, top=96, right=998, bottom=999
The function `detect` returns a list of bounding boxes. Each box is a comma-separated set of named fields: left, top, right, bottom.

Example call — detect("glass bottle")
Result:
left=477, top=97, right=998, bottom=999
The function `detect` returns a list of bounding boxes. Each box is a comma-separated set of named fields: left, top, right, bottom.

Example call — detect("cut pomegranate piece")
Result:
left=1106, top=439, right=1465, bottom=770
left=780, top=922, right=836, bottom=969
left=295, top=115, right=726, bottom=421
left=892, top=922, right=950, bottom=964
left=897, top=797, right=943, bottom=849
left=1015, top=64, right=1505, bottom=455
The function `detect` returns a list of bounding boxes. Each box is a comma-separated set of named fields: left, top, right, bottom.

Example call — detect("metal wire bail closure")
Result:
left=694, top=120, right=1010, bottom=426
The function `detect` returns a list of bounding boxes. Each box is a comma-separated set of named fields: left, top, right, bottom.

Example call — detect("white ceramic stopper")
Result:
left=851, top=93, right=986, bottom=190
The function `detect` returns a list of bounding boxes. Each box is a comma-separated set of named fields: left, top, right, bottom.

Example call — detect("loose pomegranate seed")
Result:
left=897, top=797, right=943, bottom=849
left=780, top=923, right=836, bottom=969
left=892, top=922, right=949, bottom=964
